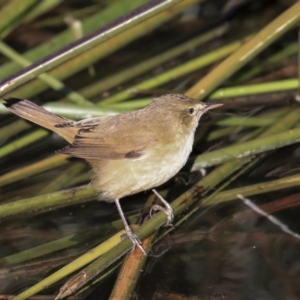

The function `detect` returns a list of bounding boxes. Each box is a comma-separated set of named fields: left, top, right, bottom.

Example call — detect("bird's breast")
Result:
left=92, top=131, right=195, bottom=201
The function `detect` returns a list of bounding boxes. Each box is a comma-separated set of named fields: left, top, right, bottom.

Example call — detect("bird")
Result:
left=4, top=94, right=222, bottom=254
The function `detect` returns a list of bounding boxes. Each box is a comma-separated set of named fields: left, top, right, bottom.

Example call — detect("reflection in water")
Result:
left=141, top=200, right=300, bottom=300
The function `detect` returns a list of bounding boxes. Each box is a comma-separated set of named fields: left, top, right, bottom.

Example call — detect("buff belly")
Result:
left=90, top=132, right=194, bottom=202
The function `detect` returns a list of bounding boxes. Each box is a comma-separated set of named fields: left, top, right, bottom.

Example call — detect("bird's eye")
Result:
left=188, top=107, right=195, bottom=115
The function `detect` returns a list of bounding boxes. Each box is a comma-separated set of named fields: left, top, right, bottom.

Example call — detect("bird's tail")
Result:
left=4, top=98, right=77, bottom=143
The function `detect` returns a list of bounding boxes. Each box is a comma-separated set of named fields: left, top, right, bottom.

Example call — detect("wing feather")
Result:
left=56, top=114, right=157, bottom=160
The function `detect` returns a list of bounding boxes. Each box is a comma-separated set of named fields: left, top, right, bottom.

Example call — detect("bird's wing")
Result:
left=56, top=115, right=158, bottom=160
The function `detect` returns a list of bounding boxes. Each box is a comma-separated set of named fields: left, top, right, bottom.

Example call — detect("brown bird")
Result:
left=4, top=95, right=222, bottom=254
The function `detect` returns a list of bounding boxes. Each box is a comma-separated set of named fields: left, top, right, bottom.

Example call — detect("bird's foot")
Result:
left=151, top=189, right=174, bottom=226
left=123, top=226, right=147, bottom=256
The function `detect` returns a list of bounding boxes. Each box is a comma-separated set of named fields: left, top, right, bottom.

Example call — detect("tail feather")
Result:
left=4, top=98, right=77, bottom=143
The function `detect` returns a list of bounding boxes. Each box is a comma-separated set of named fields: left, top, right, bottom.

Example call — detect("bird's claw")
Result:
left=150, top=204, right=174, bottom=226
left=123, top=228, right=147, bottom=255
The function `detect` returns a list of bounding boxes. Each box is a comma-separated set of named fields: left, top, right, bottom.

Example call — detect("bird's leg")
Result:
left=115, top=198, right=147, bottom=255
left=150, top=189, right=174, bottom=226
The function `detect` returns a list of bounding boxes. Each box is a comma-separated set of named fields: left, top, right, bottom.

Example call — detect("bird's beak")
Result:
left=202, top=102, right=223, bottom=111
